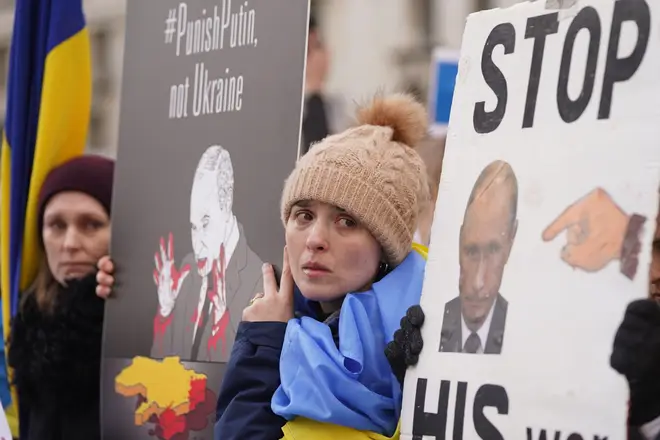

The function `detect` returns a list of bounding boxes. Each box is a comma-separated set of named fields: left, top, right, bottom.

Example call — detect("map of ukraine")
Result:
left=115, top=356, right=207, bottom=439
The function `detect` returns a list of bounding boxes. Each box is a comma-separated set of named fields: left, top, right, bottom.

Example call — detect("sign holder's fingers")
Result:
left=262, top=263, right=278, bottom=296
left=248, top=292, right=265, bottom=307
left=153, top=270, right=159, bottom=286
left=98, top=256, right=114, bottom=273
left=278, top=246, right=295, bottom=300
left=542, top=201, right=585, bottom=242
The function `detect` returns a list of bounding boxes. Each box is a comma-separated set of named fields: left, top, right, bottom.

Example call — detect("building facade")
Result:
left=0, top=0, right=127, bottom=157
left=0, top=0, right=521, bottom=157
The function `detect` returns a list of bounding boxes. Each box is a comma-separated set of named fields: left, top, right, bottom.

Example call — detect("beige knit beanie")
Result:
left=281, top=93, right=430, bottom=266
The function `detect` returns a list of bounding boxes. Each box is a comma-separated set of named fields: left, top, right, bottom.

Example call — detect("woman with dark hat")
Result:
left=8, top=155, right=114, bottom=440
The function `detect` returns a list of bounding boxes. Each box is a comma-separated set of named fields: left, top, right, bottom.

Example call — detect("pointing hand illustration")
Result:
left=542, top=188, right=632, bottom=273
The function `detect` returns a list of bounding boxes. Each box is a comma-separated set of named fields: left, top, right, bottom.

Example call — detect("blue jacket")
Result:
left=214, top=289, right=335, bottom=440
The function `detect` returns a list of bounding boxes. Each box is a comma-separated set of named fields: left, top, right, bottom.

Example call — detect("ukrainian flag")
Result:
left=0, top=0, right=92, bottom=435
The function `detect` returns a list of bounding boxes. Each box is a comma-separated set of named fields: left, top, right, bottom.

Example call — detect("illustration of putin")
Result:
left=439, top=160, right=517, bottom=355
left=151, top=145, right=264, bottom=363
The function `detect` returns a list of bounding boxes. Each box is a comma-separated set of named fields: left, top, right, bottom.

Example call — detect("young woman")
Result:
left=213, top=93, right=430, bottom=439
left=8, top=155, right=114, bottom=440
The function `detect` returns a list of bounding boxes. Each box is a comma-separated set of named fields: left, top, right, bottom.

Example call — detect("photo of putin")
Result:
left=439, top=160, right=518, bottom=355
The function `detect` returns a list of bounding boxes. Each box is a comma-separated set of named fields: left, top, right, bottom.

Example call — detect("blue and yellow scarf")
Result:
left=271, top=249, right=426, bottom=437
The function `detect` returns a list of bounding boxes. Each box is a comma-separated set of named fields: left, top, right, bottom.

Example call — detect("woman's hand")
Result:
left=242, top=247, right=294, bottom=323
left=96, top=256, right=115, bottom=299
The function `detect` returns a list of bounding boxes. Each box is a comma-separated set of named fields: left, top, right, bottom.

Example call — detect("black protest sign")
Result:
left=101, top=0, right=309, bottom=438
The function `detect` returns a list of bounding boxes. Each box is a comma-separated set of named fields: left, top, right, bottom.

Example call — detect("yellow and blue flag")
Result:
left=0, top=0, right=92, bottom=435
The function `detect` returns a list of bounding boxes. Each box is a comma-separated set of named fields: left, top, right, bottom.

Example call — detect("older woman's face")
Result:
left=285, top=200, right=381, bottom=303
left=42, top=191, right=111, bottom=284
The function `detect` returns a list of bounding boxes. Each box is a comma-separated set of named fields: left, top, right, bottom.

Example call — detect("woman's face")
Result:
left=42, top=191, right=111, bottom=284
left=285, top=200, right=381, bottom=303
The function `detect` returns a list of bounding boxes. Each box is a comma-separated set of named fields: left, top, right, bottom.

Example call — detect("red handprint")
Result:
left=153, top=233, right=191, bottom=318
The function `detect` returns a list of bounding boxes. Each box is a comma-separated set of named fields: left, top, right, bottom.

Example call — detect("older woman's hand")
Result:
left=243, top=247, right=294, bottom=323
left=96, top=256, right=115, bottom=299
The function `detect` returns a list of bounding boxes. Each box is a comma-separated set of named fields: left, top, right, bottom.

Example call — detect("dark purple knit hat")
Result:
left=37, top=155, right=115, bottom=232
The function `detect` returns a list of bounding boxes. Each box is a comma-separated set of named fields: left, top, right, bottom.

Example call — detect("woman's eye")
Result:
left=84, top=221, right=104, bottom=231
left=48, top=221, right=66, bottom=231
left=295, top=211, right=313, bottom=223
left=337, top=217, right=357, bottom=228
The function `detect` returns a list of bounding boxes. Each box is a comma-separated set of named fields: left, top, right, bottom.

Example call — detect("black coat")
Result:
left=8, top=273, right=104, bottom=440
left=301, top=93, right=331, bottom=155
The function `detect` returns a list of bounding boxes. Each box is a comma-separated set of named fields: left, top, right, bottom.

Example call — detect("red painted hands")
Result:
left=153, top=233, right=191, bottom=317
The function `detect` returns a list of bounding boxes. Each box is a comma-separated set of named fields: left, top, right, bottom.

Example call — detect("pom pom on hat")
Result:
left=355, top=93, right=427, bottom=147
left=281, top=93, right=431, bottom=266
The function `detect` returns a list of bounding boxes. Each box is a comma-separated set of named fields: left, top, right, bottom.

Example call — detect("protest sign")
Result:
left=100, top=0, right=309, bottom=438
left=0, top=402, right=10, bottom=440
left=401, top=0, right=660, bottom=438
left=428, top=47, right=459, bottom=138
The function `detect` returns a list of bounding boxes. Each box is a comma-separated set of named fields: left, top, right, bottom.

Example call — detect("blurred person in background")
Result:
left=301, top=13, right=350, bottom=155
left=301, top=13, right=331, bottom=154
left=8, top=155, right=114, bottom=440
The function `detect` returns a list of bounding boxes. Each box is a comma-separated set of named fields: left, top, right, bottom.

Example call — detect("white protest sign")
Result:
left=0, top=402, right=10, bottom=440
left=401, top=0, right=660, bottom=439
left=428, top=48, right=460, bottom=138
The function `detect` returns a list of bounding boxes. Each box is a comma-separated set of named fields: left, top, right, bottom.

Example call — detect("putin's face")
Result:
left=459, top=184, right=516, bottom=330
left=190, top=173, right=230, bottom=277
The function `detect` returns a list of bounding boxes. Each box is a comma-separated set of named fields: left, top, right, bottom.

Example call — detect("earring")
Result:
left=379, top=261, right=389, bottom=275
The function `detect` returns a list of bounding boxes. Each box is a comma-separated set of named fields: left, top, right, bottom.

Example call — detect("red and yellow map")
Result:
left=115, top=356, right=209, bottom=439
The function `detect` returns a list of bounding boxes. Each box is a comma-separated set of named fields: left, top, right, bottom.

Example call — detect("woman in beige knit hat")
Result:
left=211, top=93, right=432, bottom=440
